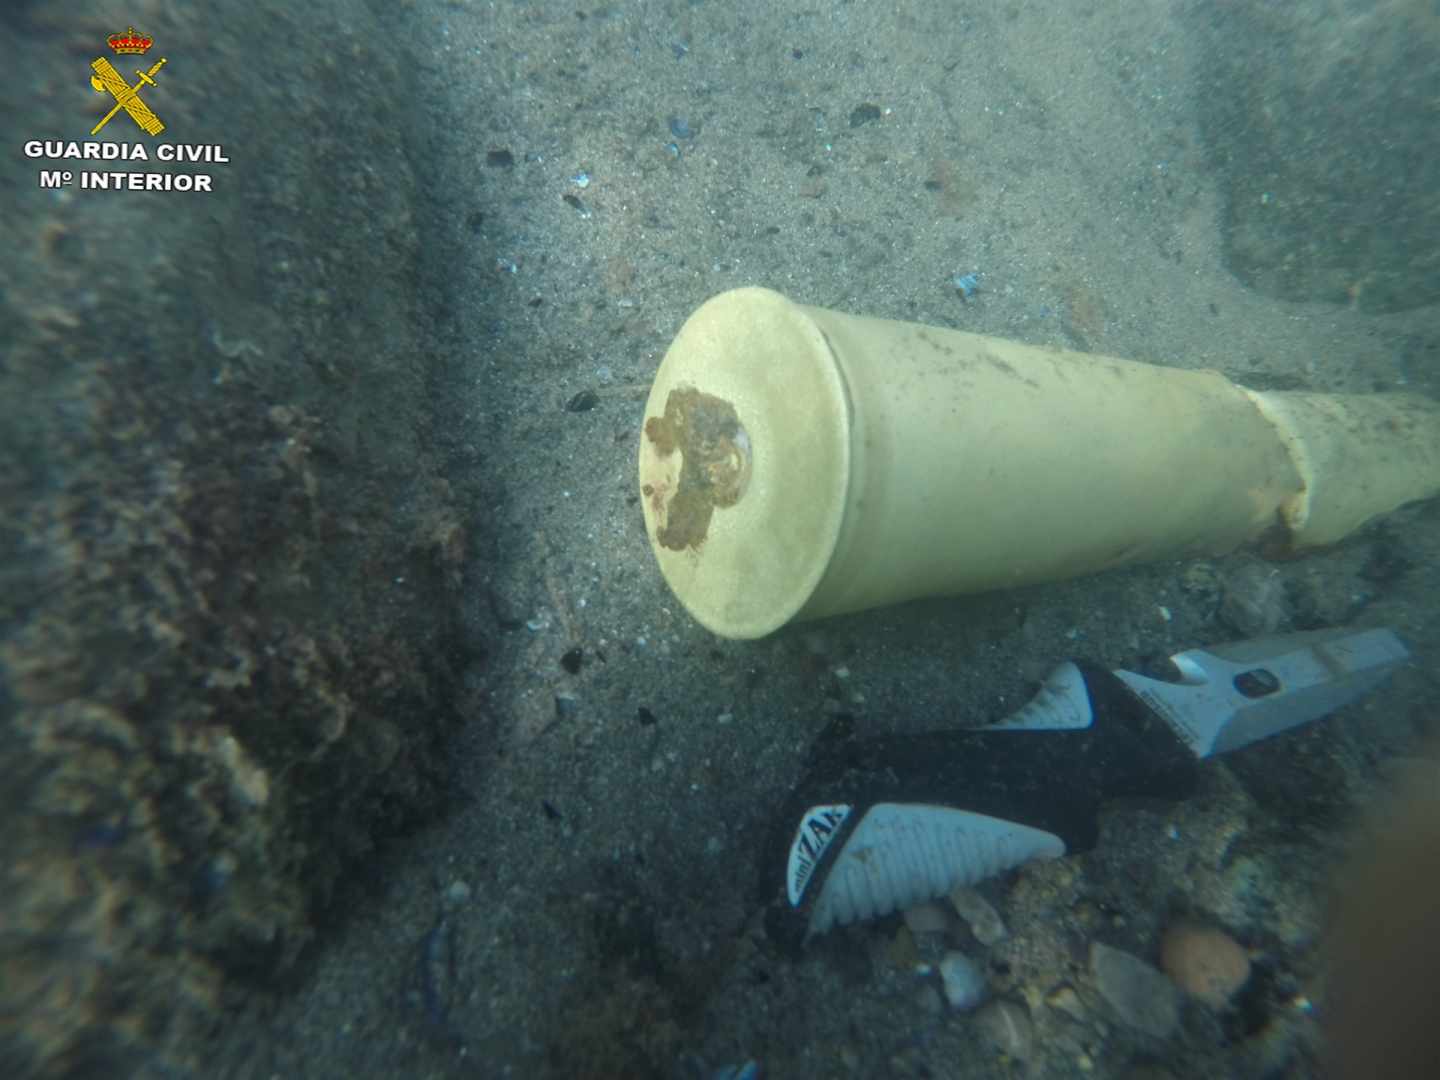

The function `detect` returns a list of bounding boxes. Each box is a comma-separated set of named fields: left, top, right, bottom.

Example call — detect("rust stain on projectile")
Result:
left=642, top=385, right=752, bottom=551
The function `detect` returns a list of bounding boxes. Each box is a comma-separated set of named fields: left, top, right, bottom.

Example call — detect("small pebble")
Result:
left=975, top=1000, right=1034, bottom=1060
left=849, top=103, right=882, bottom=127
left=1044, top=983, right=1087, bottom=1022
left=939, top=950, right=987, bottom=1011
left=950, top=886, right=1008, bottom=945
left=1090, top=942, right=1179, bottom=1039
left=1220, top=560, right=1287, bottom=636
left=885, top=926, right=919, bottom=970
left=903, top=901, right=951, bottom=935
left=1160, top=922, right=1251, bottom=1006
left=953, top=272, right=981, bottom=299
left=444, top=880, right=472, bottom=905
left=915, top=983, right=945, bottom=1016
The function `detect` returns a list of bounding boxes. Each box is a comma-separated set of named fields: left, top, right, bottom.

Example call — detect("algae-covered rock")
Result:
left=1, top=3, right=466, bottom=1074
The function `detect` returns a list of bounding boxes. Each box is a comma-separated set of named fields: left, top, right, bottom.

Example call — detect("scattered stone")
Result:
left=950, top=885, right=1008, bottom=945
left=1160, top=922, right=1251, bottom=1006
left=1179, top=561, right=1221, bottom=606
left=1090, top=942, right=1180, bottom=1039
left=939, top=950, right=988, bottom=1011
left=885, top=925, right=920, bottom=970
left=849, top=103, right=883, bottom=127
left=566, top=389, right=599, bottom=412
left=1045, top=983, right=1088, bottom=1022
left=915, top=982, right=945, bottom=1015
left=443, top=880, right=472, bottom=905
left=903, top=901, right=952, bottom=935
left=1220, top=559, right=1287, bottom=636
left=974, top=1000, right=1034, bottom=1060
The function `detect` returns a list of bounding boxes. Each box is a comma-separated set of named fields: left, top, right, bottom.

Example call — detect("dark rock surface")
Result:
left=1, top=5, right=468, bottom=1074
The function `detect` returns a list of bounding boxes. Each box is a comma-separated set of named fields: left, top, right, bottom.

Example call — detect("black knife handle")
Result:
left=762, top=662, right=1200, bottom=947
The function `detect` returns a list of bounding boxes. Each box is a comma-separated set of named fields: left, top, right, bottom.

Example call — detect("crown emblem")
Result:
left=107, top=26, right=153, bottom=55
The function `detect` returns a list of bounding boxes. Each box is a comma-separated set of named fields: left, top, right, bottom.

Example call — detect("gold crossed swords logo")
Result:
left=90, top=55, right=168, bottom=136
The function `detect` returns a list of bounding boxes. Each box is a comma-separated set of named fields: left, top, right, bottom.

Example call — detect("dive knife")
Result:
left=763, top=627, right=1409, bottom=947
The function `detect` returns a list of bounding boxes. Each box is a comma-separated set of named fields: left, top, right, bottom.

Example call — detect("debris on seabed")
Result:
left=566, top=389, right=599, bottom=412
left=952, top=272, right=981, bottom=299
left=416, top=915, right=465, bottom=1048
